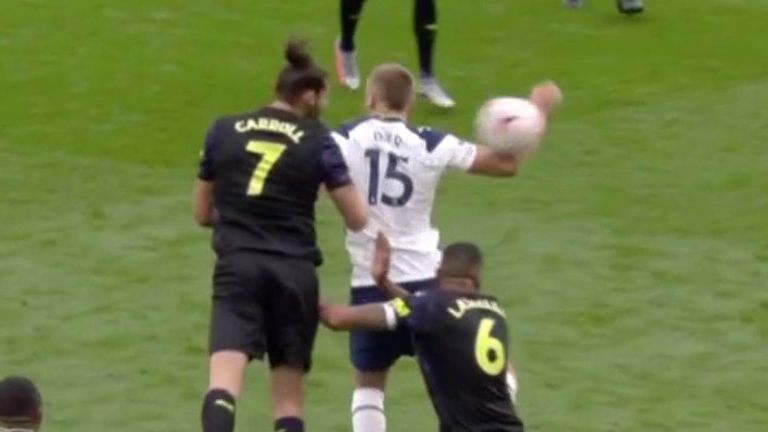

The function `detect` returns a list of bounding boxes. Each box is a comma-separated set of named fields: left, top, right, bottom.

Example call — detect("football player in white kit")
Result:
left=332, top=63, right=562, bottom=432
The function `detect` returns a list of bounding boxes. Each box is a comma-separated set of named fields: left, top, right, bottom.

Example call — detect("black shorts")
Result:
left=208, top=252, right=319, bottom=371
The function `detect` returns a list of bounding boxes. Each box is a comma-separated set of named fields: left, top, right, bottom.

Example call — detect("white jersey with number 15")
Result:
left=333, top=117, right=477, bottom=287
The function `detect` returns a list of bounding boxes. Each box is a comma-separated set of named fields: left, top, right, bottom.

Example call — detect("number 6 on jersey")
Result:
left=475, top=318, right=506, bottom=376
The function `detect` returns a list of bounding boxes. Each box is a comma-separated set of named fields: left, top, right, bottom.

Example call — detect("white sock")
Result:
left=351, top=387, right=386, bottom=432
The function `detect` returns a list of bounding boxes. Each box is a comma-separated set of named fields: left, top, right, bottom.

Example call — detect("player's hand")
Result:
left=372, top=232, right=392, bottom=285
left=528, top=81, right=563, bottom=117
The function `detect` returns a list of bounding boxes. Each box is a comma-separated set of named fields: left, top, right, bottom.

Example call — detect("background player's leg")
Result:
left=271, top=366, right=307, bottom=432
left=202, top=351, right=248, bottom=432
left=414, top=0, right=455, bottom=108
left=336, top=0, right=366, bottom=89
left=352, top=371, right=388, bottom=432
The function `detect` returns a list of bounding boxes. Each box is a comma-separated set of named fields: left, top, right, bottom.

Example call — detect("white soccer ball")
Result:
left=475, top=97, right=546, bottom=154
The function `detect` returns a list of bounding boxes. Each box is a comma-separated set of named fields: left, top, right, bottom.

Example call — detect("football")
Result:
left=475, top=97, right=546, bottom=154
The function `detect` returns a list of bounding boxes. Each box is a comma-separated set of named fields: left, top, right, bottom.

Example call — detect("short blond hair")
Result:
left=367, top=63, right=415, bottom=111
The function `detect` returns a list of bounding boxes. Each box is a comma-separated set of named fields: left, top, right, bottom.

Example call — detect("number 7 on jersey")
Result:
left=246, top=141, right=286, bottom=196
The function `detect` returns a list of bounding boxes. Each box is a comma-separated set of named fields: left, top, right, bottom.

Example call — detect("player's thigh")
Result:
left=349, top=286, right=402, bottom=372
left=263, top=257, right=320, bottom=371
left=208, top=253, right=268, bottom=361
left=349, top=279, right=438, bottom=372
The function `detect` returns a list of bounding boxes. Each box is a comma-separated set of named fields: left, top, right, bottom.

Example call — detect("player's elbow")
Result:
left=345, top=211, right=368, bottom=232
left=195, top=212, right=213, bottom=227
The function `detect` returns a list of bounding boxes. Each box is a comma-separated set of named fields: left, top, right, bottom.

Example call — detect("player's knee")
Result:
left=355, top=369, right=389, bottom=389
left=352, top=388, right=386, bottom=432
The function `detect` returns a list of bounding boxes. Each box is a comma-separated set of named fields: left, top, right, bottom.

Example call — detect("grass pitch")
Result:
left=1, top=1, right=767, bottom=430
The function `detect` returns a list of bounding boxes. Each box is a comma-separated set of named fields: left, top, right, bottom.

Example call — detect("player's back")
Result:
left=202, top=106, right=338, bottom=264
left=334, top=117, right=477, bottom=285
left=403, top=290, right=524, bottom=432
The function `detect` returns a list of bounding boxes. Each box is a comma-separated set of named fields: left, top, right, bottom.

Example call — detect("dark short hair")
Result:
left=0, top=376, right=42, bottom=427
left=441, top=242, right=483, bottom=277
left=275, top=39, right=327, bottom=103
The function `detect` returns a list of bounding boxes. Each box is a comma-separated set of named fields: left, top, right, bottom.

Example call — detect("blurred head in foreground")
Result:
left=0, top=376, right=42, bottom=431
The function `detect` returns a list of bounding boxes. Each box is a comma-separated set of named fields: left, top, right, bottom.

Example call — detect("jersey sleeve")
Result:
left=319, top=131, right=352, bottom=190
left=420, top=127, right=478, bottom=171
left=197, top=121, right=218, bottom=181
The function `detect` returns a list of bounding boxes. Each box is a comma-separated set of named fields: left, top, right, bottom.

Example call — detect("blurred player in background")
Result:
left=321, top=234, right=525, bottom=431
left=194, top=40, right=367, bottom=432
left=564, top=0, right=645, bottom=15
left=332, top=63, right=561, bottom=432
left=335, top=0, right=456, bottom=108
left=0, top=376, right=42, bottom=432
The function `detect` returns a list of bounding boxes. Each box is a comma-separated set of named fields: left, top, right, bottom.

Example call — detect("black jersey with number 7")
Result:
left=390, top=290, right=524, bottom=432
left=198, top=107, right=351, bottom=265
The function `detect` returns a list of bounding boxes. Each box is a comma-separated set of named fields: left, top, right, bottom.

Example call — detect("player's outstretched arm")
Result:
left=372, top=232, right=411, bottom=299
left=468, top=81, right=562, bottom=178
left=320, top=303, right=391, bottom=331
left=193, top=180, right=214, bottom=227
left=468, top=146, right=522, bottom=177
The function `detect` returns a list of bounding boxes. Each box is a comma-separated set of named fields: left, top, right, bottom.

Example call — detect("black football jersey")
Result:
left=390, top=290, right=524, bottom=432
left=198, top=107, right=351, bottom=264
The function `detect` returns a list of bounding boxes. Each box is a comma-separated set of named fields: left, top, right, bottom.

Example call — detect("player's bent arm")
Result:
left=468, top=145, right=521, bottom=177
left=320, top=304, right=391, bottom=331
left=328, top=183, right=368, bottom=232
left=193, top=180, right=214, bottom=227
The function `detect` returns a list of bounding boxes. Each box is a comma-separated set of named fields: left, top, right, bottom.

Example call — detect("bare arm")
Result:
left=468, top=81, right=562, bottom=178
left=320, top=303, right=391, bottom=331
left=328, top=183, right=368, bottom=232
left=372, top=232, right=411, bottom=299
left=193, top=180, right=214, bottom=227
left=468, top=146, right=522, bottom=177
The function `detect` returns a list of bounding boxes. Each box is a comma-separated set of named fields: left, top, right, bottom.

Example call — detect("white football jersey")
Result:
left=333, top=116, right=478, bottom=287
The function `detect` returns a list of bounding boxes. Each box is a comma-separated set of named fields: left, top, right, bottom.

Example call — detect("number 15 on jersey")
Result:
left=365, top=149, right=414, bottom=207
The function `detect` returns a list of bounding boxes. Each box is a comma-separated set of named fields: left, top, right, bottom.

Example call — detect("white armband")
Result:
left=382, top=304, right=398, bottom=330
left=506, top=371, right=518, bottom=403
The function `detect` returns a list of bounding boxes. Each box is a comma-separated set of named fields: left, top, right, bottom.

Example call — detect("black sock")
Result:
left=274, top=416, right=304, bottom=432
left=201, top=389, right=236, bottom=432
left=340, top=0, right=367, bottom=52
left=414, top=0, right=437, bottom=78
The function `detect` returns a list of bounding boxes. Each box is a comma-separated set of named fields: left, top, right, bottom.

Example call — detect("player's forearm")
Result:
left=468, top=146, right=520, bottom=177
left=329, top=184, right=368, bottom=231
left=322, top=304, right=390, bottom=331
left=378, top=278, right=411, bottom=299
left=193, top=180, right=215, bottom=227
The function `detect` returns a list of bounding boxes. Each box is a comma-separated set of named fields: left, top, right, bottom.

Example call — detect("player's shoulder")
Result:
left=411, top=125, right=460, bottom=153
left=336, top=116, right=372, bottom=138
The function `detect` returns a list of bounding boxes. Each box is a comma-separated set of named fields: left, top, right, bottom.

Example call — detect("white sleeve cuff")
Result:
left=506, top=371, right=518, bottom=403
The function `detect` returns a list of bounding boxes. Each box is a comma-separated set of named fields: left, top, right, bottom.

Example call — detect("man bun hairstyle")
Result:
left=284, top=39, right=313, bottom=69
left=276, top=38, right=328, bottom=103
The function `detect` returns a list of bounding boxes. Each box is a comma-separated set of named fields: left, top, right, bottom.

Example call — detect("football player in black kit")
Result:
left=321, top=233, right=524, bottom=432
left=193, top=39, right=367, bottom=432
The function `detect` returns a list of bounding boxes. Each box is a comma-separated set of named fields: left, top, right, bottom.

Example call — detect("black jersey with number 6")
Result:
left=388, top=290, right=524, bottom=432
left=198, top=107, right=351, bottom=265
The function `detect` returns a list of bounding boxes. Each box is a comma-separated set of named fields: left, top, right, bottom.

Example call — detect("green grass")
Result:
left=2, top=0, right=767, bottom=430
